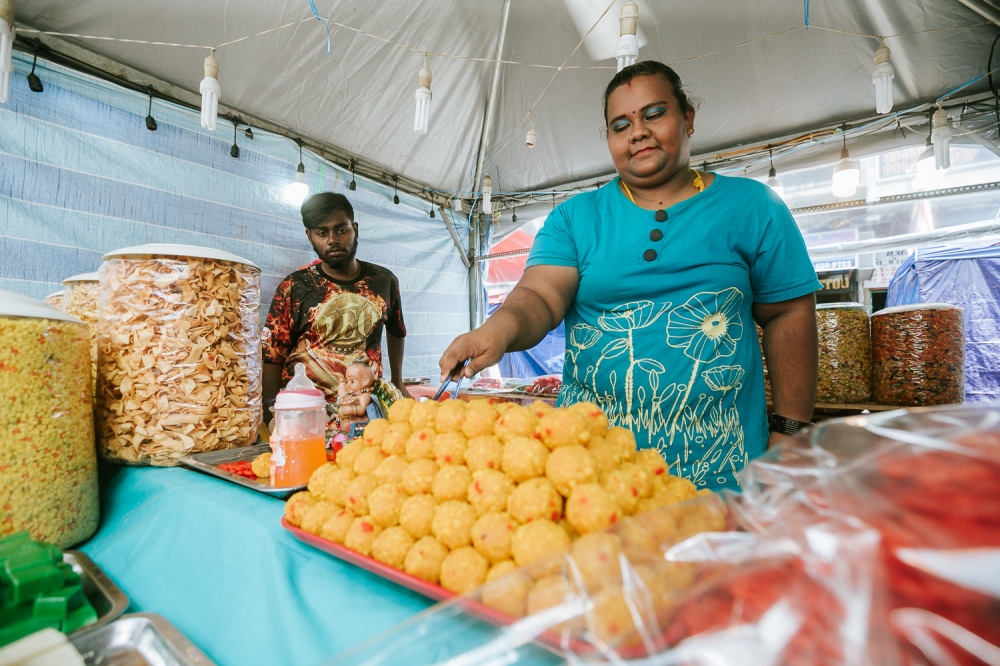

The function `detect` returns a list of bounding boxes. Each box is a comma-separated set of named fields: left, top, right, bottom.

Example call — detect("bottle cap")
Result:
left=275, top=390, right=326, bottom=410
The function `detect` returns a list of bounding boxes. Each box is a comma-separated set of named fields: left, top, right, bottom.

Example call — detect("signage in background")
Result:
left=805, top=228, right=858, bottom=272
left=817, top=270, right=854, bottom=293
left=870, top=248, right=911, bottom=287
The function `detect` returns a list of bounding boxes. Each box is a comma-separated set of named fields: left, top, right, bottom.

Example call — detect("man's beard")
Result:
left=313, top=236, right=359, bottom=270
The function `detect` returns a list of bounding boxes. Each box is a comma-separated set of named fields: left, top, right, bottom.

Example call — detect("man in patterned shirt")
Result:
left=263, top=193, right=409, bottom=424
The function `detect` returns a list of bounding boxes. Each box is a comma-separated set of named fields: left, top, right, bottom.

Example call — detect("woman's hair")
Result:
left=603, top=60, right=693, bottom=122
left=301, top=192, right=355, bottom=230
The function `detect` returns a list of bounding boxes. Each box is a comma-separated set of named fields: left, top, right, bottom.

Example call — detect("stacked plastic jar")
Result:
left=62, top=272, right=100, bottom=403
left=96, top=244, right=263, bottom=466
left=871, top=303, right=964, bottom=406
left=815, top=303, right=871, bottom=404
left=0, top=292, right=99, bottom=547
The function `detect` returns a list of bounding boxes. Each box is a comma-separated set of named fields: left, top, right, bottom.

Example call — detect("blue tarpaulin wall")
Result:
left=886, top=244, right=1000, bottom=402
left=0, top=52, right=469, bottom=378
left=488, top=303, right=565, bottom=378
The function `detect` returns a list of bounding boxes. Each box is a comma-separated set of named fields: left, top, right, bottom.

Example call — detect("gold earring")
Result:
left=687, top=128, right=694, bottom=136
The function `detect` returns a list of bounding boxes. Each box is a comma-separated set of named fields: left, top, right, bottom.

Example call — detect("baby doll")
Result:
left=331, top=361, right=375, bottom=446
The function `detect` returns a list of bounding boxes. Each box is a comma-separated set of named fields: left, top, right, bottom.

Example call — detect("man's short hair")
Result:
left=301, top=192, right=355, bottom=229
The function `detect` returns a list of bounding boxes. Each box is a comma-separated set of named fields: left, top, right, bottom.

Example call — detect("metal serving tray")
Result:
left=63, top=551, right=131, bottom=634
left=70, top=613, right=216, bottom=666
left=179, top=444, right=307, bottom=499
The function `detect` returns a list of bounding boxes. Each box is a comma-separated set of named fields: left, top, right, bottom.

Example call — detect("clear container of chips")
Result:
left=63, top=272, right=100, bottom=403
left=96, top=244, right=262, bottom=466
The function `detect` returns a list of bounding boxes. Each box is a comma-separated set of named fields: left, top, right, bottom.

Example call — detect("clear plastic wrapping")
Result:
left=326, top=405, right=1000, bottom=666
left=815, top=303, right=871, bottom=404
left=0, top=314, right=99, bottom=547
left=63, top=280, right=100, bottom=402
left=871, top=304, right=964, bottom=406
left=96, top=256, right=262, bottom=466
left=740, top=405, right=1000, bottom=665
left=326, top=495, right=896, bottom=666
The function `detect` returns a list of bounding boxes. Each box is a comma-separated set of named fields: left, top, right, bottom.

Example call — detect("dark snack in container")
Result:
left=871, top=304, right=964, bottom=406
left=816, top=303, right=871, bottom=404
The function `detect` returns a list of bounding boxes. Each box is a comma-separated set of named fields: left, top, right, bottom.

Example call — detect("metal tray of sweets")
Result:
left=179, top=444, right=307, bottom=499
left=63, top=551, right=131, bottom=635
left=70, top=613, right=216, bottom=666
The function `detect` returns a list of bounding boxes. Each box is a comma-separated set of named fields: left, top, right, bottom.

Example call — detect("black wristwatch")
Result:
left=768, top=413, right=812, bottom=436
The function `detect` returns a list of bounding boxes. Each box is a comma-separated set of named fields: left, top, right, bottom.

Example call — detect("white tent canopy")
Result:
left=13, top=0, right=999, bottom=200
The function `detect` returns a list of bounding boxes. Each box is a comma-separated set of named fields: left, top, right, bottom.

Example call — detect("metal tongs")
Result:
left=433, top=367, right=465, bottom=401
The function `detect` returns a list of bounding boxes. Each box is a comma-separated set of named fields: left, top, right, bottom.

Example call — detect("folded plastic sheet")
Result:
left=324, top=405, right=1000, bottom=666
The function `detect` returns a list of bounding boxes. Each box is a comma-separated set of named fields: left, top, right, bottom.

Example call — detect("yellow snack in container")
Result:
left=0, top=293, right=99, bottom=547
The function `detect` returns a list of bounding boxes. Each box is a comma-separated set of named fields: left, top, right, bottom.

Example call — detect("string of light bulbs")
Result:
left=2, top=0, right=993, bottom=213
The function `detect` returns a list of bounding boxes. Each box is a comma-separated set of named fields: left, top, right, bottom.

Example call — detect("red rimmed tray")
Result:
left=282, top=518, right=531, bottom=633
left=282, top=518, right=670, bottom=659
left=283, top=517, right=460, bottom=604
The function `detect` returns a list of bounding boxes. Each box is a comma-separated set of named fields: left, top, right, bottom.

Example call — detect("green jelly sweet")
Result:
left=6, top=564, right=63, bottom=605
left=62, top=602, right=97, bottom=634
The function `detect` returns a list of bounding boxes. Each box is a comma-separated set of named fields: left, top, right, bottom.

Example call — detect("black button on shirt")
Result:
left=643, top=249, right=657, bottom=262
left=654, top=209, right=667, bottom=222
left=649, top=229, right=663, bottom=242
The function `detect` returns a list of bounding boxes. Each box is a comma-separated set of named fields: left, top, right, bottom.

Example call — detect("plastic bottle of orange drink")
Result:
left=271, top=364, right=328, bottom=486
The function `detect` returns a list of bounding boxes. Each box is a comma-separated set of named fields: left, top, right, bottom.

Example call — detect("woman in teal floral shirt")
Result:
left=440, top=62, right=820, bottom=490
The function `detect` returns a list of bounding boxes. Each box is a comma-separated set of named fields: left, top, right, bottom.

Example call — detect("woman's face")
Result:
left=605, top=74, right=695, bottom=188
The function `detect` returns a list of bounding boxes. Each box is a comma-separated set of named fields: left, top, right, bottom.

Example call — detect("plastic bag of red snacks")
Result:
left=738, top=405, right=1000, bottom=666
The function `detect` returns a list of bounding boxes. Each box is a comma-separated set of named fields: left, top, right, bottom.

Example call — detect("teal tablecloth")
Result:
left=79, top=464, right=435, bottom=666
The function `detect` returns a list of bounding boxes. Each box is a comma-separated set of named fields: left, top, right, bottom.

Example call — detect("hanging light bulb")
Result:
left=430, top=208, right=436, bottom=219
left=453, top=197, right=463, bottom=213
left=283, top=140, right=309, bottom=206
left=393, top=176, right=400, bottom=205
left=765, top=149, right=784, bottom=199
left=512, top=211, right=518, bottom=224
left=831, top=133, right=860, bottom=199
left=200, top=52, right=221, bottom=131
left=348, top=159, right=357, bottom=191
left=414, top=53, right=431, bottom=135
left=0, top=0, right=14, bottom=105
left=872, top=40, right=894, bottom=114
left=481, top=174, right=492, bottom=215
left=931, top=106, right=951, bottom=171
left=616, top=0, right=639, bottom=72
left=525, top=111, right=537, bottom=148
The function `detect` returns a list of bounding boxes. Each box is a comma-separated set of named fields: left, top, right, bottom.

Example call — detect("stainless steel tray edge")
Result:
left=70, top=612, right=217, bottom=666
left=179, top=444, right=307, bottom=499
left=63, top=550, right=131, bottom=634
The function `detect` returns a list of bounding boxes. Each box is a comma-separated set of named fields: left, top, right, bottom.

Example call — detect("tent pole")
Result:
left=953, top=0, right=1000, bottom=27
left=468, top=0, right=511, bottom=333
left=474, top=0, right=512, bottom=190
left=469, top=214, right=481, bottom=331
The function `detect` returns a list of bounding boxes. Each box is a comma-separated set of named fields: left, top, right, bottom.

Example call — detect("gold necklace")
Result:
left=620, top=169, right=705, bottom=206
